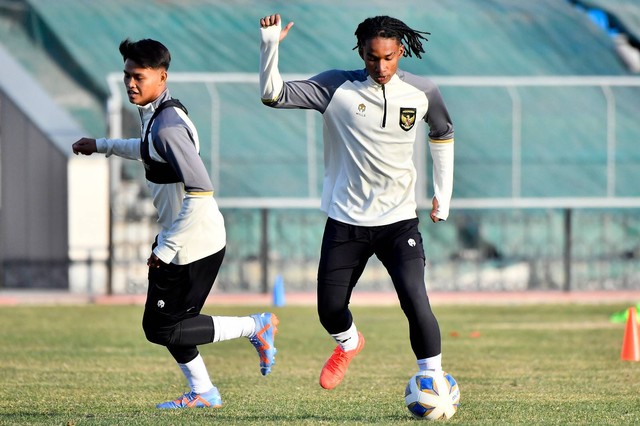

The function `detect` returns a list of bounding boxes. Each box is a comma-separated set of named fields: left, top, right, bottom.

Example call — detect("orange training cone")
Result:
left=621, top=307, right=640, bottom=362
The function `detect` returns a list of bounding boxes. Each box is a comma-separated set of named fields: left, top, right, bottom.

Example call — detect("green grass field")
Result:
left=1, top=302, right=639, bottom=425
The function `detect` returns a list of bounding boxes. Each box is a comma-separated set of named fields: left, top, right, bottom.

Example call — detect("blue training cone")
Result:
left=273, top=274, right=286, bottom=307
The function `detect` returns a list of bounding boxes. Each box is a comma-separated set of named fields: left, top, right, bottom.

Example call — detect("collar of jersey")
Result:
left=138, top=89, right=171, bottom=122
left=366, top=73, right=401, bottom=88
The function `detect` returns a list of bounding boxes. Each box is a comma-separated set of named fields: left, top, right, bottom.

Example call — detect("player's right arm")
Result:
left=259, top=14, right=339, bottom=113
left=259, top=14, right=293, bottom=104
left=98, top=137, right=141, bottom=160
left=72, top=136, right=141, bottom=160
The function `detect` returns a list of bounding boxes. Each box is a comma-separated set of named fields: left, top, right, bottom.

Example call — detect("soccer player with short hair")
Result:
left=72, top=38, right=278, bottom=408
left=259, top=14, right=454, bottom=389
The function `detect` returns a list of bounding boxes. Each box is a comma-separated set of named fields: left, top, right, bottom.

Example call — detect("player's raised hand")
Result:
left=260, top=14, right=294, bottom=42
left=72, top=138, right=97, bottom=155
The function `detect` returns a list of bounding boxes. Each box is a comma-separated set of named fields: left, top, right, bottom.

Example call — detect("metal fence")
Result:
left=100, top=74, right=640, bottom=295
left=99, top=206, right=640, bottom=295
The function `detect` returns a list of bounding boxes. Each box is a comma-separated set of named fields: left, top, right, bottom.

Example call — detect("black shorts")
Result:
left=317, top=217, right=425, bottom=287
left=144, top=247, right=225, bottom=326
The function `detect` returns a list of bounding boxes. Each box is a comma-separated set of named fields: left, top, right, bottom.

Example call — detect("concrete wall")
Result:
left=0, top=94, right=68, bottom=287
left=0, top=44, right=109, bottom=292
left=67, top=156, right=109, bottom=294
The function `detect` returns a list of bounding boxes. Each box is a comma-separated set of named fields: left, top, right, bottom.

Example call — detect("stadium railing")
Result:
left=99, top=74, right=640, bottom=295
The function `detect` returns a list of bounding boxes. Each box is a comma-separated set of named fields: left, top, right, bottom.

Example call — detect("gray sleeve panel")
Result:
left=152, top=109, right=213, bottom=193
left=400, top=71, right=455, bottom=141
left=267, top=69, right=367, bottom=113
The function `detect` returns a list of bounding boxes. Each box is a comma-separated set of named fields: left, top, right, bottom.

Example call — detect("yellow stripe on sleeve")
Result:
left=187, top=191, right=214, bottom=196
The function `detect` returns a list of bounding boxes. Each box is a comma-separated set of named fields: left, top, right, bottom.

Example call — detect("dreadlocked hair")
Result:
left=353, top=16, right=430, bottom=59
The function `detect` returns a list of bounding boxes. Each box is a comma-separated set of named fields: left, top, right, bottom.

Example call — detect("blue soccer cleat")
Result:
left=249, top=313, right=279, bottom=376
left=156, top=387, right=222, bottom=409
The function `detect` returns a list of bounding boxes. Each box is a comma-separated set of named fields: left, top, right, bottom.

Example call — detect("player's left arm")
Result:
left=151, top=126, right=214, bottom=264
left=425, top=84, right=454, bottom=222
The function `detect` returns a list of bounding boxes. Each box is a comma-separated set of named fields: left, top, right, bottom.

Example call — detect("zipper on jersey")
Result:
left=381, top=84, right=387, bottom=128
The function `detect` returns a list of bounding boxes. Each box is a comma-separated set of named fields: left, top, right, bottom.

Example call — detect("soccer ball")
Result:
left=404, top=370, right=460, bottom=420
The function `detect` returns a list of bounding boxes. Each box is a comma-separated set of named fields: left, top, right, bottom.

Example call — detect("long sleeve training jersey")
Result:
left=96, top=90, right=226, bottom=265
left=260, top=24, right=455, bottom=226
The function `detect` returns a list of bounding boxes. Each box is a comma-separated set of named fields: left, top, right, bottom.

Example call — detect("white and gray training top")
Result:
left=260, top=24, right=455, bottom=226
left=96, top=90, right=226, bottom=265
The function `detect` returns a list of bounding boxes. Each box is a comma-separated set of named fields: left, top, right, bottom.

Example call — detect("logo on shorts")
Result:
left=157, top=300, right=165, bottom=309
left=399, top=107, right=417, bottom=131
left=407, top=238, right=416, bottom=247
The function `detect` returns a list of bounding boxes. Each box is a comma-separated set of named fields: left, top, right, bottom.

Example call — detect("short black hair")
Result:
left=354, top=16, right=430, bottom=59
left=118, top=38, right=171, bottom=70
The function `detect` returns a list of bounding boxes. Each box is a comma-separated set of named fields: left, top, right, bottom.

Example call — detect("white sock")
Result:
left=179, top=354, right=214, bottom=394
left=331, top=322, right=359, bottom=352
left=417, top=354, right=442, bottom=371
left=211, top=316, right=256, bottom=342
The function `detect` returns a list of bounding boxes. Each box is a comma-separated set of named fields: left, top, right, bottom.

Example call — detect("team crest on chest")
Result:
left=356, top=103, right=367, bottom=117
left=399, top=107, right=417, bottom=131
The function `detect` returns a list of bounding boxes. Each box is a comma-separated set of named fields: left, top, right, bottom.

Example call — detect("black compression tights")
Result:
left=388, top=257, right=441, bottom=359
left=317, top=257, right=441, bottom=359
left=143, top=314, right=216, bottom=364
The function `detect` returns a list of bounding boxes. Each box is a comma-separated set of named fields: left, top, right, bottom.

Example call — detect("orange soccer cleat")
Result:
left=319, top=331, right=365, bottom=390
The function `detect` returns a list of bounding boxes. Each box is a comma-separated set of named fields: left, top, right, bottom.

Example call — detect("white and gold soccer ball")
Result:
left=404, top=370, right=460, bottom=420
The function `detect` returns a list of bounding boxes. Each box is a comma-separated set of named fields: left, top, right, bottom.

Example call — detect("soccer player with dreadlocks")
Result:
left=259, top=14, right=455, bottom=390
